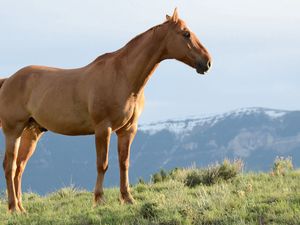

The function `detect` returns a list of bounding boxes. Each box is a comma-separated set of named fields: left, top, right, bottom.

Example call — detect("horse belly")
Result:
left=30, top=92, right=94, bottom=135
left=32, top=108, right=95, bottom=135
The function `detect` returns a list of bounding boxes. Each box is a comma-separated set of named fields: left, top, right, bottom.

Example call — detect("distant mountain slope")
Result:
left=1, top=107, right=300, bottom=194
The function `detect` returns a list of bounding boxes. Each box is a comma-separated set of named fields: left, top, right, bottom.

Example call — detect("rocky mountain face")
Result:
left=0, top=107, right=299, bottom=194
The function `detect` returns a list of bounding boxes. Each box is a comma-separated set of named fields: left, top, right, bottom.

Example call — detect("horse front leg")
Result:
left=116, top=124, right=137, bottom=204
left=94, top=125, right=112, bottom=205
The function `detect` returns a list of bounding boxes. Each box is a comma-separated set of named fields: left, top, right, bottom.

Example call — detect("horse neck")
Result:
left=117, top=25, right=168, bottom=95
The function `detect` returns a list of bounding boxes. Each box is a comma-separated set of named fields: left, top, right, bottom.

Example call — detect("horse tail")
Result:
left=0, top=78, right=6, bottom=128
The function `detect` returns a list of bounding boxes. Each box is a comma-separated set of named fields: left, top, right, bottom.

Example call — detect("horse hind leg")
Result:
left=14, top=126, right=44, bottom=212
left=2, top=122, right=25, bottom=212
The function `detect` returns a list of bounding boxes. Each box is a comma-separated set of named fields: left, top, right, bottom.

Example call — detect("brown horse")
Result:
left=0, top=8, right=211, bottom=212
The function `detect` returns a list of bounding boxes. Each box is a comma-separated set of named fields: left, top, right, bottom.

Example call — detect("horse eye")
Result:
left=183, top=31, right=190, bottom=38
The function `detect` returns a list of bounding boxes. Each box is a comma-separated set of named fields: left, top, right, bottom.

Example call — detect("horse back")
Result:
left=0, top=65, right=88, bottom=127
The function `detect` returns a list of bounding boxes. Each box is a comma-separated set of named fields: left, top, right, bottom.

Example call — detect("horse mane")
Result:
left=91, top=21, right=170, bottom=64
left=124, top=21, right=169, bottom=49
left=92, top=53, right=114, bottom=64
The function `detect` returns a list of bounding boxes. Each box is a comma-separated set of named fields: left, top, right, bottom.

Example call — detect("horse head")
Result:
left=164, top=8, right=212, bottom=75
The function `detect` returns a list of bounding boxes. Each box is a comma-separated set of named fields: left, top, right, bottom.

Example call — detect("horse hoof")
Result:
left=18, top=204, right=27, bottom=213
left=8, top=206, right=21, bottom=213
left=94, top=196, right=106, bottom=206
left=119, top=194, right=135, bottom=205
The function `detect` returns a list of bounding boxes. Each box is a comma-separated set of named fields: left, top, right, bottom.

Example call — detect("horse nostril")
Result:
left=207, top=61, right=211, bottom=69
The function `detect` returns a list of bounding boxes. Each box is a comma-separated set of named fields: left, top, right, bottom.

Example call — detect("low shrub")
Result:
left=50, top=186, right=79, bottom=199
left=151, top=169, right=169, bottom=183
left=140, top=202, right=160, bottom=219
left=184, top=170, right=204, bottom=187
left=218, top=159, right=243, bottom=180
left=272, top=156, right=293, bottom=176
left=150, top=159, right=243, bottom=188
left=185, top=159, right=243, bottom=187
left=138, top=177, right=146, bottom=184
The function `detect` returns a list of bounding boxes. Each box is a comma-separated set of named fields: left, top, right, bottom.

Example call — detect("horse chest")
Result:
left=110, top=100, right=138, bottom=129
left=90, top=96, right=138, bottom=130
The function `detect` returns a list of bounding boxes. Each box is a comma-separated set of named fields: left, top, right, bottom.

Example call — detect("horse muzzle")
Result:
left=196, top=60, right=211, bottom=75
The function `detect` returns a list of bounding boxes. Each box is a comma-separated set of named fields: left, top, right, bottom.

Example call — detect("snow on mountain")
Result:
left=139, top=107, right=289, bottom=135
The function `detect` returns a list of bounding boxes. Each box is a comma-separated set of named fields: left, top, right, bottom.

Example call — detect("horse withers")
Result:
left=0, top=8, right=212, bottom=212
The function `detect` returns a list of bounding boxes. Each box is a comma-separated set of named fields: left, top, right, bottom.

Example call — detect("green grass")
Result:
left=1, top=169, right=300, bottom=224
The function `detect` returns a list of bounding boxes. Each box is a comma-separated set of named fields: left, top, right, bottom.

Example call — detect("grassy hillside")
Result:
left=1, top=160, right=300, bottom=225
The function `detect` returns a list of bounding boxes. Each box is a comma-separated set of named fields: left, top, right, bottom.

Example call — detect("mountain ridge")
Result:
left=139, top=107, right=293, bottom=134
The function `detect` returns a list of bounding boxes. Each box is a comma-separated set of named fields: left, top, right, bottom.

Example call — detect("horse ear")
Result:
left=166, top=14, right=171, bottom=21
left=171, top=7, right=179, bottom=23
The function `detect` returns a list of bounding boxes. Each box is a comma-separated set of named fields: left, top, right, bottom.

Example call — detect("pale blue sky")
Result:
left=0, top=0, right=299, bottom=123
